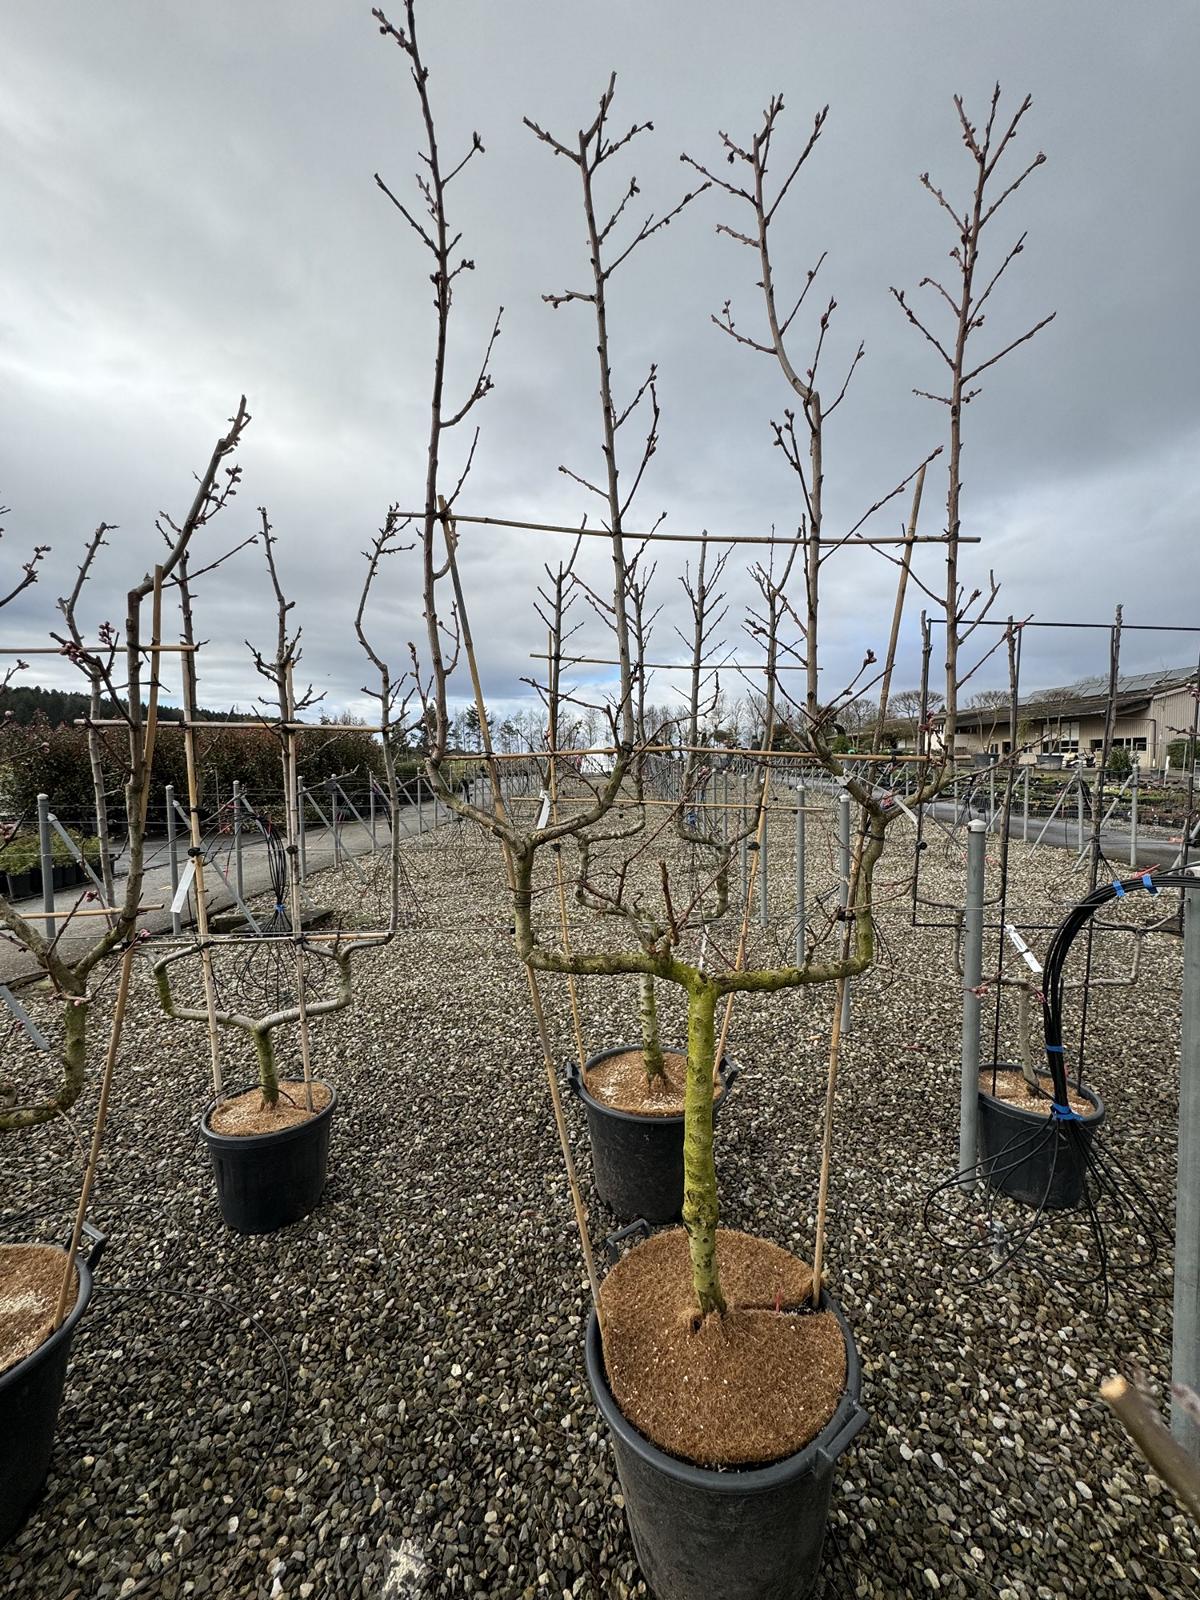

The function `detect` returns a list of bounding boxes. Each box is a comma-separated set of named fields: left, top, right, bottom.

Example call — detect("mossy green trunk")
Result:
left=639, top=972, right=666, bottom=1081
left=0, top=993, right=89, bottom=1131
left=682, top=978, right=726, bottom=1315
left=254, top=1029, right=280, bottom=1107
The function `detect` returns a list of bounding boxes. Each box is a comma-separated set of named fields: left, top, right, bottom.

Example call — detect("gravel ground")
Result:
left=2, top=795, right=1197, bottom=1599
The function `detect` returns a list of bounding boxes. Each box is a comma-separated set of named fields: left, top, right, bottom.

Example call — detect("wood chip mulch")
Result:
left=583, top=1049, right=724, bottom=1117
left=208, top=1079, right=332, bottom=1136
left=599, top=1227, right=847, bottom=1468
left=0, top=1244, right=76, bottom=1377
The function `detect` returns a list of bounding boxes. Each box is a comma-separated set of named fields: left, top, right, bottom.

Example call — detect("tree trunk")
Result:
left=254, top=1028, right=280, bottom=1108
left=639, top=972, right=665, bottom=1082
left=0, top=994, right=90, bottom=1131
left=682, top=978, right=726, bottom=1315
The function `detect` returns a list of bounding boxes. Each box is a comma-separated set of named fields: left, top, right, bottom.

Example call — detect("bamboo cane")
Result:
left=546, top=633, right=588, bottom=1076
left=284, top=664, right=315, bottom=1113
left=716, top=736, right=775, bottom=1066
left=438, top=503, right=603, bottom=1333
left=54, top=567, right=166, bottom=1329
left=810, top=975, right=847, bottom=1306
left=180, top=658, right=224, bottom=1102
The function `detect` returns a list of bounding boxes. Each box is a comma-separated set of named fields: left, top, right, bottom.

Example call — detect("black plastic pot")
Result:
left=978, top=1067, right=1104, bottom=1210
left=1, top=1225, right=105, bottom=1545
left=200, top=1085, right=336, bottom=1234
left=585, top=1289, right=867, bottom=1600
left=567, top=1048, right=740, bottom=1222
left=4, top=869, right=33, bottom=902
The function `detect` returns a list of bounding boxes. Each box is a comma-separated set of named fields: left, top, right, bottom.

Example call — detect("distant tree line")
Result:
left=0, top=682, right=244, bottom=728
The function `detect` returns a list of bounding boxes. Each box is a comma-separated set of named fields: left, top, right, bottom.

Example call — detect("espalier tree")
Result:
left=151, top=509, right=405, bottom=1107
left=0, top=403, right=251, bottom=1130
left=375, top=1, right=1048, bottom=1313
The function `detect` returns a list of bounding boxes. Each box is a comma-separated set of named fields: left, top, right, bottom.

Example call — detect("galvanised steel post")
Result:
left=1022, top=766, right=1030, bottom=844
left=37, top=793, right=55, bottom=941
left=233, top=780, right=244, bottom=902
left=838, top=791, right=852, bottom=1035
left=1172, top=870, right=1200, bottom=1456
left=959, top=819, right=988, bottom=1189
left=794, top=786, right=806, bottom=965
left=758, top=781, right=769, bottom=927
left=298, top=783, right=308, bottom=881
left=165, top=784, right=182, bottom=936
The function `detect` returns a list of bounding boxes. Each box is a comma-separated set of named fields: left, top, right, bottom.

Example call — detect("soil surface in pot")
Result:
left=0, top=1244, right=76, bottom=1377
left=599, top=1227, right=845, bottom=1468
left=209, top=1079, right=332, bottom=1136
left=980, top=1068, right=1093, bottom=1117
left=583, top=1051, right=724, bottom=1117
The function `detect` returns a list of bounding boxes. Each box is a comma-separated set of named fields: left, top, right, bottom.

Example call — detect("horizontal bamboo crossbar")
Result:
left=414, top=511, right=981, bottom=547
left=0, top=644, right=196, bottom=655
left=2, top=903, right=165, bottom=919
left=530, top=653, right=813, bottom=672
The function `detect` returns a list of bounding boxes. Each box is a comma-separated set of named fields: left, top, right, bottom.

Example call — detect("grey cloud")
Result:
left=1, top=1, right=1197, bottom=727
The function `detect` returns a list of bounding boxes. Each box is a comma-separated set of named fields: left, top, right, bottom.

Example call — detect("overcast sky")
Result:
left=1, top=1, right=1197, bottom=729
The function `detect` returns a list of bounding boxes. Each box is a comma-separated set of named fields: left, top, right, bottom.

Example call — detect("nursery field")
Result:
left=2, top=801, right=1195, bottom=1600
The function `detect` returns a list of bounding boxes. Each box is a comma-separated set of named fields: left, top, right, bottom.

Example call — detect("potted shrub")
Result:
left=0, top=402, right=250, bottom=1543
left=150, top=508, right=403, bottom=1234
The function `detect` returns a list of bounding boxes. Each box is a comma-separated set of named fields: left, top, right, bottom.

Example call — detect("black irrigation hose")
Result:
left=1039, top=868, right=1194, bottom=1114
left=923, top=867, right=1192, bottom=1307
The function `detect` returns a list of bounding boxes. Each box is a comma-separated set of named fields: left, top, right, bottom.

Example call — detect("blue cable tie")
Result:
left=1142, top=873, right=1157, bottom=895
left=1051, top=1101, right=1082, bottom=1122
left=275, top=903, right=286, bottom=914
left=1046, top=1043, right=1065, bottom=1053
left=1113, top=880, right=1126, bottom=898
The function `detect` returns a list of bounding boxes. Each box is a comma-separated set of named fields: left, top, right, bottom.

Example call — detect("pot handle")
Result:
left=79, top=1221, right=107, bottom=1272
left=603, top=1218, right=651, bottom=1264
left=813, top=1399, right=869, bottom=1472
left=564, top=1058, right=583, bottom=1098
left=719, top=1057, right=741, bottom=1092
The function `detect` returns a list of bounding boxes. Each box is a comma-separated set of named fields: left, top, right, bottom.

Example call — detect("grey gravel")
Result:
left=1, top=800, right=1197, bottom=1598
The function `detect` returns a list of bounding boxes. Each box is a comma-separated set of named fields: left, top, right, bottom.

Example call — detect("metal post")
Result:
left=232, top=780, right=244, bottom=903
left=165, top=784, right=182, bottom=936
left=1173, top=871, right=1200, bottom=1456
left=988, top=764, right=996, bottom=833
left=740, top=774, right=748, bottom=901
left=838, top=791, right=852, bottom=1035
left=1022, top=767, right=1030, bottom=844
left=1076, top=771, right=1086, bottom=855
left=417, top=775, right=425, bottom=835
left=37, top=792, right=55, bottom=940
left=298, top=783, right=308, bottom=881
left=369, top=776, right=377, bottom=849
left=758, top=783, right=769, bottom=927
left=327, top=777, right=340, bottom=866
left=959, top=819, right=988, bottom=1189
left=1130, top=761, right=1140, bottom=869
left=794, top=786, right=806, bottom=964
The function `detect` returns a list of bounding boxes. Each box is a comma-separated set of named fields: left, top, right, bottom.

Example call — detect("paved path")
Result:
left=0, top=801, right=450, bottom=987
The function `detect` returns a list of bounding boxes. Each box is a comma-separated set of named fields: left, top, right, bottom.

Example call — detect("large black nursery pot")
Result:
left=200, top=1085, right=337, bottom=1235
left=567, top=1047, right=740, bottom=1222
left=978, top=1066, right=1104, bottom=1210
left=0, top=1225, right=105, bottom=1545
left=585, top=1289, right=867, bottom=1600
